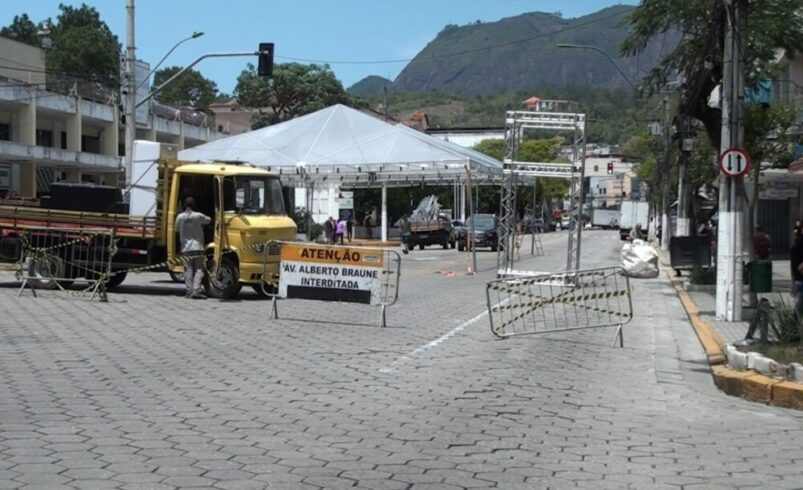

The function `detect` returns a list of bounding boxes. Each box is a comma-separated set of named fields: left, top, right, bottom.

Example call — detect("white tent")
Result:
left=179, top=104, right=503, bottom=239
left=179, top=104, right=502, bottom=186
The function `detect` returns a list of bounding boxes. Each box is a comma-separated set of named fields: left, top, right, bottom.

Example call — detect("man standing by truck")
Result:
left=399, top=214, right=411, bottom=254
left=175, top=197, right=211, bottom=299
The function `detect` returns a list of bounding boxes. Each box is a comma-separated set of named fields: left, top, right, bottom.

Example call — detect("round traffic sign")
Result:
left=719, top=148, right=751, bottom=177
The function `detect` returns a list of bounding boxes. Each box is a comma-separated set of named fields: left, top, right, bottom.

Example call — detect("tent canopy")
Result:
left=178, top=104, right=502, bottom=187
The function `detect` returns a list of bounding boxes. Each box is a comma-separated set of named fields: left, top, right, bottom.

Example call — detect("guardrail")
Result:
left=17, top=227, right=117, bottom=301
left=486, top=266, right=632, bottom=346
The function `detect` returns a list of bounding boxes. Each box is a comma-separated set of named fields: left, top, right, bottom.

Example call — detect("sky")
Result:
left=2, top=0, right=638, bottom=94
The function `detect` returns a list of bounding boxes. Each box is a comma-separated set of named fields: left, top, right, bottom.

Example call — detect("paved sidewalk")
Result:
left=683, top=259, right=792, bottom=344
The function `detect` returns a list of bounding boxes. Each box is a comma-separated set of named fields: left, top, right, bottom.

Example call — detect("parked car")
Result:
left=457, top=214, right=499, bottom=251
left=451, top=220, right=464, bottom=244
left=521, top=217, right=544, bottom=233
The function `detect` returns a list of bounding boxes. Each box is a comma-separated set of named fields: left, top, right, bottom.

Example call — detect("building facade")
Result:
left=0, top=37, right=228, bottom=198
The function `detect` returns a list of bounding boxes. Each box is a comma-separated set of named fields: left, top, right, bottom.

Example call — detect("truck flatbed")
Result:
left=0, top=204, right=158, bottom=239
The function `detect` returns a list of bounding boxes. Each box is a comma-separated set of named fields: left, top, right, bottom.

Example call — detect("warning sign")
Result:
left=278, top=243, right=384, bottom=305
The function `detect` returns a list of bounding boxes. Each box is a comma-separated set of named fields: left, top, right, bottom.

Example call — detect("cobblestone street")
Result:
left=1, top=230, right=802, bottom=489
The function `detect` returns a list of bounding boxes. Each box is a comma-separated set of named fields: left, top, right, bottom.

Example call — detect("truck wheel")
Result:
left=450, top=240, right=456, bottom=249
left=28, top=255, right=65, bottom=290
left=105, top=270, right=127, bottom=289
left=169, top=271, right=184, bottom=283
left=442, top=241, right=449, bottom=250
left=419, top=244, right=425, bottom=250
left=491, top=243, right=498, bottom=252
left=458, top=242, right=465, bottom=252
left=252, top=282, right=276, bottom=298
left=207, top=257, right=241, bottom=299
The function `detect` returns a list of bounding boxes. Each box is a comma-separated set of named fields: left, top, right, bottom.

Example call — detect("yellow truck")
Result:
left=0, top=152, right=296, bottom=299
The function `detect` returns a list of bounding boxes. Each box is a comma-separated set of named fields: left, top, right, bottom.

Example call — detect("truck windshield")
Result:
left=223, top=176, right=286, bottom=215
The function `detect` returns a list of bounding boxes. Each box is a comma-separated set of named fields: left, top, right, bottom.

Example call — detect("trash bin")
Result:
left=749, top=260, right=772, bottom=293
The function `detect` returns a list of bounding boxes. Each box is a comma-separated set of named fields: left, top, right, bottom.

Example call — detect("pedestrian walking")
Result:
left=399, top=214, right=411, bottom=254
left=790, top=230, right=803, bottom=313
left=324, top=217, right=335, bottom=244
left=346, top=218, right=354, bottom=242
left=335, top=218, right=346, bottom=245
left=753, top=225, right=771, bottom=260
left=629, top=223, right=645, bottom=241
left=174, top=197, right=211, bottom=299
left=364, top=214, right=373, bottom=239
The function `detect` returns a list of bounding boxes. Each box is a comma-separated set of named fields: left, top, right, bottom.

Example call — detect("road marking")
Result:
left=378, top=301, right=507, bottom=374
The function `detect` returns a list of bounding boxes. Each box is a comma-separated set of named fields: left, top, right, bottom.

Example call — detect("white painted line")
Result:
left=378, top=308, right=489, bottom=373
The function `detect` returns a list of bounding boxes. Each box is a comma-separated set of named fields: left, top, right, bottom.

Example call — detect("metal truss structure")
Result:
left=498, top=110, right=587, bottom=276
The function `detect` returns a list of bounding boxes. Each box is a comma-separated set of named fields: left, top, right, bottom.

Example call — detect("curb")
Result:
left=665, top=267, right=803, bottom=410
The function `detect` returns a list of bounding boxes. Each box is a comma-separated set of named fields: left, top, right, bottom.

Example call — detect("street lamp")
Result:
left=137, top=31, right=205, bottom=91
left=557, top=43, right=637, bottom=90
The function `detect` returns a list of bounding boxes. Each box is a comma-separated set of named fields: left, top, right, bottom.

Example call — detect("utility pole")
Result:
left=124, top=0, right=136, bottom=193
left=676, top=115, right=691, bottom=236
left=716, top=0, right=745, bottom=321
left=661, top=96, right=670, bottom=251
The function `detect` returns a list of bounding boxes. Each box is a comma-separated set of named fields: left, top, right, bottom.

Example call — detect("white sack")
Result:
left=621, top=239, right=659, bottom=278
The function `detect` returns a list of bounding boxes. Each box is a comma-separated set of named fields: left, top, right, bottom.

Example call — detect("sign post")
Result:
left=719, top=147, right=751, bottom=178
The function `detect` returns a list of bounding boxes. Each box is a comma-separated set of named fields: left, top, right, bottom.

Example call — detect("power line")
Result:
left=275, top=8, right=630, bottom=66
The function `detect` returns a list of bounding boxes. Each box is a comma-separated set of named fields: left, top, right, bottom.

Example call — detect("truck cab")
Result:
left=166, top=163, right=297, bottom=298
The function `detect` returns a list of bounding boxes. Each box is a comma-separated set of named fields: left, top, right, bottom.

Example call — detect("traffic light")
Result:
left=607, top=162, right=614, bottom=175
left=258, top=43, right=274, bottom=78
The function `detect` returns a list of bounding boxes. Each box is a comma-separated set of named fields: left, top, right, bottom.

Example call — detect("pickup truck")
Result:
left=408, top=217, right=454, bottom=250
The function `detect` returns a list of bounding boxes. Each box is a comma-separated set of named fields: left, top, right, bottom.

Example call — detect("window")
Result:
left=0, top=123, right=10, bottom=141
left=223, top=176, right=286, bottom=215
left=36, top=130, right=52, bottom=147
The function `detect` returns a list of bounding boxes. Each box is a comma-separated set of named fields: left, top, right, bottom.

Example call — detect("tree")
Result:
left=621, top=0, right=803, bottom=150
left=0, top=13, right=39, bottom=46
left=234, top=62, right=352, bottom=129
left=46, top=3, right=120, bottom=87
left=152, top=66, right=218, bottom=111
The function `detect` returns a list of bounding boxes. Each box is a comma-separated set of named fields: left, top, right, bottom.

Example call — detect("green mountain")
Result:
left=392, top=5, right=676, bottom=95
left=347, top=75, right=392, bottom=96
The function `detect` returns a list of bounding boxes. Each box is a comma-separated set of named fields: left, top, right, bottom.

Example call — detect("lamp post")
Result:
left=136, top=31, right=204, bottom=92
left=557, top=43, right=637, bottom=90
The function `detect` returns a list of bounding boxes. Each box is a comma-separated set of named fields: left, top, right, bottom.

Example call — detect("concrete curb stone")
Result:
left=666, top=266, right=803, bottom=410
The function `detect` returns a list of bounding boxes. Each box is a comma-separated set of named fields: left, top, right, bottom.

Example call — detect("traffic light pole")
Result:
left=136, top=51, right=266, bottom=109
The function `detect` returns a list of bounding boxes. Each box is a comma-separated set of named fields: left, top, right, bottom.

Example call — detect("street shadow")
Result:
left=268, top=315, right=402, bottom=329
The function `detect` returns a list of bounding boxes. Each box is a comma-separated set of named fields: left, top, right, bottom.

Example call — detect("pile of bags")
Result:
left=621, top=239, right=659, bottom=278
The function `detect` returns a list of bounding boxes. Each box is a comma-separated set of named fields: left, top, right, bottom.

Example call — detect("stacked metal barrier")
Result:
left=486, top=266, right=632, bottom=346
left=18, top=227, right=116, bottom=300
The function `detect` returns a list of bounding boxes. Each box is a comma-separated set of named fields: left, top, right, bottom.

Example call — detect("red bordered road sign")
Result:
left=719, top=147, right=751, bottom=177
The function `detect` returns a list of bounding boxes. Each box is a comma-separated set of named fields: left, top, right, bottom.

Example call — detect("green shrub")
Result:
left=768, top=297, right=802, bottom=343
left=308, top=223, right=323, bottom=242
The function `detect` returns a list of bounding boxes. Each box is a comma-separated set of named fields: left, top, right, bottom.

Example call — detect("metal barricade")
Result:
left=18, top=227, right=116, bottom=301
left=486, top=266, right=632, bottom=346
left=262, top=242, right=402, bottom=327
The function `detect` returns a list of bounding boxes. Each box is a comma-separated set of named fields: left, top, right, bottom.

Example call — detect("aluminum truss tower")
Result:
left=497, top=110, right=587, bottom=276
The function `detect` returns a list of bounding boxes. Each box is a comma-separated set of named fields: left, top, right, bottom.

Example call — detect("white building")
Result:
left=0, top=37, right=228, bottom=198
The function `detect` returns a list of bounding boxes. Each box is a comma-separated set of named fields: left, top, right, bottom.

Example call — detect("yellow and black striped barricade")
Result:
left=486, top=266, right=632, bottom=346
left=17, top=226, right=117, bottom=301
left=263, top=242, right=401, bottom=328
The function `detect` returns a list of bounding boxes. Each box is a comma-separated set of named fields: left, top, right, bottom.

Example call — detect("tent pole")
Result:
left=381, top=182, right=388, bottom=243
